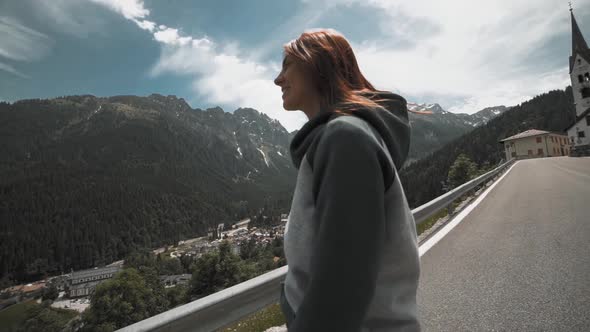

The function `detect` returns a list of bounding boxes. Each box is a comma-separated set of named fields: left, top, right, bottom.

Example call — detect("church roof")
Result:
left=569, top=11, right=590, bottom=73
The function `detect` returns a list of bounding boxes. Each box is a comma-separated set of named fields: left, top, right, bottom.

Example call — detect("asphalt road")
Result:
left=417, top=157, right=590, bottom=332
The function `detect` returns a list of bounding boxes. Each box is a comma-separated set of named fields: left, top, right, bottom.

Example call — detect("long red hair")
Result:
left=283, top=28, right=421, bottom=115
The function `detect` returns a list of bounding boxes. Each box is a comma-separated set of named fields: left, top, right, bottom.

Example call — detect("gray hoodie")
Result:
left=280, top=91, right=421, bottom=332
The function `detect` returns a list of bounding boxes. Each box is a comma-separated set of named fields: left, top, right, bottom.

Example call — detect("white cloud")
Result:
left=0, top=62, right=30, bottom=79
left=153, top=27, right=193, bottom=46
left=0, top=16, right=52, bottom=62
left=132, top=19, right=156, bottom=32
left=88, top=0, right=149, bottom=20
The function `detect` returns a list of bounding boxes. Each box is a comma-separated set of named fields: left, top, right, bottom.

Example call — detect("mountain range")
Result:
left=405, top=103, right=508, bottom=163
left=408, top=102, right=508, bottom=127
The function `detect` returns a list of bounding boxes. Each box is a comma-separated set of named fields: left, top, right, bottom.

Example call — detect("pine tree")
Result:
left=447, top=154, right=479, bottom=189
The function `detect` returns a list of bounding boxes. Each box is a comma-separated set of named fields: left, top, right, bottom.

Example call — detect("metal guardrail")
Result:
left=413, top=158, right=515, bottom=226
left=117, top=158, right=516, bottom=332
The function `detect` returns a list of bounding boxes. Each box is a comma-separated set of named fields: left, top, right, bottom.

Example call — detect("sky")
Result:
left=1, top=0, right=589, bottom=132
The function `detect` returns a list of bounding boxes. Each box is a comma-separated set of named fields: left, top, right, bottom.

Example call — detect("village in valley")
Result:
left=0, top=215, right=288, bottom=315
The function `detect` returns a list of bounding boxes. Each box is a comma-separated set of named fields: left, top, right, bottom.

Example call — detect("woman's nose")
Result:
left=274, top=73, right=283, bottom=86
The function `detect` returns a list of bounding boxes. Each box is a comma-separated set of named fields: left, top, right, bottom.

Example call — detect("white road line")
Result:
left=418, top=161, right=520, bottom=257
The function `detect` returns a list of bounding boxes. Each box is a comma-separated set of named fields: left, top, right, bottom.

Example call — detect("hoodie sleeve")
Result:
left=289, top=120, right=393, bottom=332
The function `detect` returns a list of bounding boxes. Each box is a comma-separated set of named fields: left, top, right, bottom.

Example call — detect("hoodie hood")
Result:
left=290, top=90, right=410, bottom=171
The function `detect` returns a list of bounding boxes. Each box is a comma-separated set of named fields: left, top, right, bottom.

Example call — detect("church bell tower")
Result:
left=567, top=5, right=590, bottom=154
left=569, top=6, right=590, bottom=116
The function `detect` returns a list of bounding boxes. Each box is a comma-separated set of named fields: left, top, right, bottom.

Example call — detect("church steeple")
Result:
left=571, top=11, right=589, bottom=56
left=569, top=7, right=590, bottom=73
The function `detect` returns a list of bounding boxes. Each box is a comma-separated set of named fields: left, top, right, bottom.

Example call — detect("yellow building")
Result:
left=499, top=129, right=571, bottom=160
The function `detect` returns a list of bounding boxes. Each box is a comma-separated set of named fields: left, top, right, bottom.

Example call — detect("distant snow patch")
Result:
left=88, top=105, right=102, bottom=120
left=257, top=148, right=269, bottom=167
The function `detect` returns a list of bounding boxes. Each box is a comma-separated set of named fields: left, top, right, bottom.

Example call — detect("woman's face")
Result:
left=274, top=55, right=320, bottom=113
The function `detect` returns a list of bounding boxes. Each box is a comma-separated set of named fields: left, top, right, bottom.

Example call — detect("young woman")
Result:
left=273, top=29, right=421, bottom=332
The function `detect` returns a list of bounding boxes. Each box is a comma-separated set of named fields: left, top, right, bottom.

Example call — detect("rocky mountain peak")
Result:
left=148, top=93, right=192, bottom=112
left=205, top=106, right=226, bottom=116
left=234, top=107, right=261, bottom=119
left=408, top=102, right=447, bottom=114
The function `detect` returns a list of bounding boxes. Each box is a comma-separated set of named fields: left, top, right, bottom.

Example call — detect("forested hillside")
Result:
left=0, top=95, right=296, bottom=284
